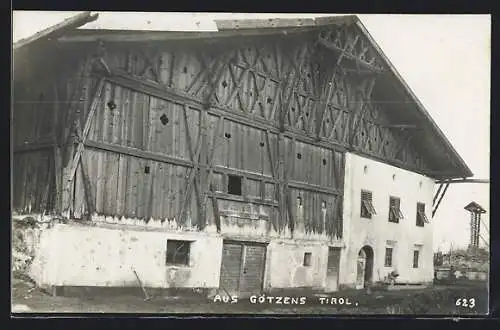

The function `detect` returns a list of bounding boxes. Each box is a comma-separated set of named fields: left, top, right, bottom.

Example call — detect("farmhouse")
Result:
left=12, top=13, right=472, bottom=296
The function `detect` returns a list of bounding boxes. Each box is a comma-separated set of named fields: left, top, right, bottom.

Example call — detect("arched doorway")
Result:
left=356, top=245, right=374, bottom=289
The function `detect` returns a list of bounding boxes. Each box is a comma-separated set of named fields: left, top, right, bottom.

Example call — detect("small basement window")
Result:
left=389, top=196, right=404, bottom=223
left=227, top=175, right=242, bottom=196
left=416, top=202, right=429, bottom=227
left=166, top=240, right=191, bottom=266
left=360, top=190, right=376, bottom=219
left=303, top=252, right=312, bottom=267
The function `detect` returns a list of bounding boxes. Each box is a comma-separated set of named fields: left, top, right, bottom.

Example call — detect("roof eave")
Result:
left=13, top=11, right=99, bottom=51
left=353, top=19, right=473, bottom=179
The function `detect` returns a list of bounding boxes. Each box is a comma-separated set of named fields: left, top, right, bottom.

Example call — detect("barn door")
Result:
left=325, top=247, right=341, bottom=292
left=219, top=241, right=266, bottom=296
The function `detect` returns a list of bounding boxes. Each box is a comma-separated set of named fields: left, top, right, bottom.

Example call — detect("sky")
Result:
left=12, top=12, right=491, bottom=251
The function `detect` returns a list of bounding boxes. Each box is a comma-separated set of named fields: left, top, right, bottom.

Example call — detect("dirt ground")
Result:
left=11, top=277, right=488, bottom=315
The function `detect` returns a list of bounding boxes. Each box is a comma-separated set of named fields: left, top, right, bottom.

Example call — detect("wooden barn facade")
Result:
left=12, top=13, right=472, bottom=295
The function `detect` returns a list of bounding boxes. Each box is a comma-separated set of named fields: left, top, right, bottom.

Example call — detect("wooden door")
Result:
left=356, top=249, right=367, bottom=289
left=219, top=241, right=266, bottom=296
left=325, top=247, right=341, bottom=292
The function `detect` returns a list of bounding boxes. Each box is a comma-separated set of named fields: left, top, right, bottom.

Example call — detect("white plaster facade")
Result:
left=30, top=224, right=223, bottom=289
left=338, top=152, right=435, bottom=287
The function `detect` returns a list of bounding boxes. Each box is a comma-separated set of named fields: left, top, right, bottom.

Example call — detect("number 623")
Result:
left=455, top=298, right=476, bottom=308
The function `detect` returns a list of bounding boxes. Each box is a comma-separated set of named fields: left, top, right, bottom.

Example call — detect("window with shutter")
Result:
left=360, top=190, right=376, bottom=219
left=416, top=202, right=429, bottom=227
left=388, top=196, right=404, bottom=223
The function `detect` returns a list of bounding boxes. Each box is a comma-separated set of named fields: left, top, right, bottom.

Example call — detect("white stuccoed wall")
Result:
left=339, top=153, right=435, bottom=287
left=30, top=223, right=223, bottom=288
left=264, top=240, right=329, bottom=290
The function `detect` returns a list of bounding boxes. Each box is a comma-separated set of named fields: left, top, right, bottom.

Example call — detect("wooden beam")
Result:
left=393, top=133, right=412, bottom=160
left=208, top=192, right=278, bottom=207
left=58, top=26, right=323, bottom=44
left=317, top=36, right=383, bottom=74
left=14, top=140, right=54, bottom=153
left=432, top=182, right=450, bottom=218
left=214, top=166, right=274, bottom=184
left=280, top=45, right=308, bottom=132
left=435, top=179, right=489, bottom=185
left=176, top=104, right=203, bottom=227
left=65, top=78, right=106, bottom=193
left=84, top=140, right=194, bottom=168
left=288, top=180, right=341, bottom=196
left=433, top=183, right=444, bottom=206
left=14, top=11, right=99, bottom=51
left=209, top=184, right=221, bottom=233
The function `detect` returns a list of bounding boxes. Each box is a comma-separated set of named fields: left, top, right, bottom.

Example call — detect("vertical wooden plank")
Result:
left=199, top=108, right=208, bottom=228
left=124, top=156, right=136, bottom=218
left=110, top=84, right=121, bottom=145
left=142, top=98, right=155, bottom=220
left=166, top=164, right=174, bottom=219
left=104, top=152, right=119, bottom=216
left=73, top=160, right=85, bottom=218
left=94, top=150, right=105, bottom=214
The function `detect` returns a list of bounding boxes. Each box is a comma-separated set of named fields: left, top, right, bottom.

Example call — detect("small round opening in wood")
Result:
left=160, top=114, right=169, bottom=125
left=297, top=153, right=302, bottom=159
left=107, top=100, right=117, bottom=110
left=224, top=132, right=232, bottom=139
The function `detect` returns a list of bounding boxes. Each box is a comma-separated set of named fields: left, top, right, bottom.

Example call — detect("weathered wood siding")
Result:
left=13, top=23, right=435, bottom=240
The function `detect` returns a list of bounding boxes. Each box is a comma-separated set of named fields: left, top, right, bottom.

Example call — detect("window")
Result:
left=416, top=202, right=429, bottom=227
left=385, top=247, right=393, bottom=267
left=303, top=252, right=312, bottom=266
left=388, top=196, right=404, bottom=223
left=166, top=240, right=191, bottom=266
left=227, top=175, right=242, bottom=196
left=413, top=250, right=420, bottom=268
left=361, top=190, right=377, bottom=219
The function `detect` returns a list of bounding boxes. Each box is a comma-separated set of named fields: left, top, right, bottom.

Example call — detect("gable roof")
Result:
left=13, top=13, right=473, bottom=180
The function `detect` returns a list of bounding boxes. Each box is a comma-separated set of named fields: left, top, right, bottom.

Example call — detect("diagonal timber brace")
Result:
left=432, top=181, right=450, bottom=218
left=315, top=32, right=355, bottom=140
left=348, top=77, right=376, bottom=148
left=64, top=78, right=106, bottom=212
